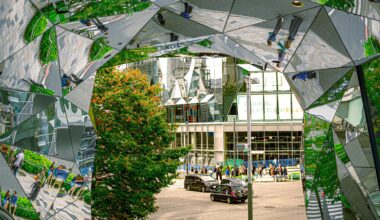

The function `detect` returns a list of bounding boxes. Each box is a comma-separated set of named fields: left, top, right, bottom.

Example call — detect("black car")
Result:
left=221, top=178, right=248, bottom=188
left=184, top=174, right=219, bottom=192
left=210, top=184, right=248, bottom=204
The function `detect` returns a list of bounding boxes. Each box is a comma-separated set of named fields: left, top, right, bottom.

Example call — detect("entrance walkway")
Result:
left=149, top=180, right=306, bottom=220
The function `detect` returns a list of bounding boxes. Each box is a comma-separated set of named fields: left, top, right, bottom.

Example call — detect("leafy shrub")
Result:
left=89, top=37, right=113, bottom=62
left=22, top=150, right=52, bottom=174
left=83, top=190, right=91, bottom=205
left=319, top=0, right=355, bottom=11
left=363, top=36, right=380, bottom=57
left=24, top=12, right=48, bottom=43
left=102, top=47, right=157, bottom=68
left=40, top=27, right=58, bottom=64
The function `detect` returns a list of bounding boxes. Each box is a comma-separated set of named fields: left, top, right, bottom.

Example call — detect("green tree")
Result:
left=91, top=67, right=189, bottom=219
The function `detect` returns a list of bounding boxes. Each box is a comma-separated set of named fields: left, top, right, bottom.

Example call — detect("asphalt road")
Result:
left=149, top=180, right=307, bottom=220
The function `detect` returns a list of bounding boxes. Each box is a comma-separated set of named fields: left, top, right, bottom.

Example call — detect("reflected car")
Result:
left=210, top=184, right=248, bottom=204
left=184, top=174, right=219, bottom=192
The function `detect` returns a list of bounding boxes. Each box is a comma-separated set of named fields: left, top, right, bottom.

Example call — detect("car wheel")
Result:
left=202, top=186, right=205, bottom=192
left=227, top=198, right=232, bottom=204
left=241, top=199, right=246, bottom=203
left=187, top=185, right=190, bottom=191
left=210, top=195, right=215, bottom=201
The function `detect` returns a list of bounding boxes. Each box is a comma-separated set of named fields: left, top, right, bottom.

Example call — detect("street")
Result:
left=150, top=179, right=307, bottom=220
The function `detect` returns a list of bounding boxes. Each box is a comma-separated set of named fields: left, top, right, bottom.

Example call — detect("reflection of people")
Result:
left=10, top=191, right=18, bottom=215
left=30, top=168, right=46, bottom=200
left=267, top=16, right=284, bottom=46
left=12, top=149, right=24, bottom=176
left=2, top=190, right=11, bottom=209
left=292, top=71, right=317, bottom=81
left=180, top=2, right=192, bottom=19
left=46, top=162, right=56, bottom=187
left=68, top=175, right=83, bottom=196
left=285, top=16, right=303, bottom=49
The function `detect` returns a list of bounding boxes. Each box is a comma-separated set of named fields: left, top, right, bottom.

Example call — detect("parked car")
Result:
left=221, top=178, right=247, bottom=188
left=184, top=174, right=219, bottom=192
left=210, top=184, right=248, bottom=204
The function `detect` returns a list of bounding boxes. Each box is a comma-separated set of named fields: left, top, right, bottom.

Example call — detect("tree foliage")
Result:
left=91, top=68, right=189, bottom=219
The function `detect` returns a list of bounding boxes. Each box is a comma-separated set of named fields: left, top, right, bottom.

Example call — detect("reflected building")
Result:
left=119, top=56, right=304, bottom=167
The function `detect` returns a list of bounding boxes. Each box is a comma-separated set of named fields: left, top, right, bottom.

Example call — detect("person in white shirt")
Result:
left=13, top=150, right=24, bottom=176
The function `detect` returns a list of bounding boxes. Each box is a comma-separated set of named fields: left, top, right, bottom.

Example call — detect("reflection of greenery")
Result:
left=103, top=47, right=157, bottom=68
left=69, top=0, right=152, bottom=22
left=304, top=114, right=345, bottom=206
left=334, top=143, right=350, bottom=164
left=1, top=192, right=39, bottom=220
left=24, top=12, right=48, bottom=43
left=307, top=70, right=353, bottom=109
left=90, top=37, right=113, bottom=62
left=42, top=0, right=152, bottom=24
left=363, top=36, right=380, bottom=57
left=197, top=39, right=214, bottom=48
left=40, top=28, right=58, bottom=64
left=22, top=149, right=52, bottom=174
left=30, top=84, right=55, bottom=96
left=362, top=37, right=380, bottom=152
left=41, top=1, right=68, bottom=24
left=319, top=0, right=355, bottom=11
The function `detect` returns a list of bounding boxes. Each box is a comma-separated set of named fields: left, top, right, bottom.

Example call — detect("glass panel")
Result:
left=59, top=6, right=159, bottom=50
left=277, top=72, right=290, bottom=91
left=227, top=7, right=320, bottom=72
left=263, top=72, right=277, bottom=91
left=250, top=72, right=263, bottom=92
left=284, top=8, right=353, bottom=73
left=224, top=0, right=319, bottom=32
left=278, top=94, right=291, bottom=120
left=0, top=151, right=39, bottom=219
left=164, top=0, right=233, bottom=32
left=285, top=67, right=353, bottom=109
left=292, top=94, right=303, bottom=120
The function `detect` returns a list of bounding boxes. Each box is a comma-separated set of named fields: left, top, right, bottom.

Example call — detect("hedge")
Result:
left=24, top=12, right=48, bottom=43
left=40, top=27, right=58, bottom=64
left=21, top=150, right=52, bottom=174
left=89, top=37, right=113, bottom=62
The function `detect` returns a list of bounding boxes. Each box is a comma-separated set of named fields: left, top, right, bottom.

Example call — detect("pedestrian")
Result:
left=225, top=166, right=230, bottom=178
left=12, top=150, right=24, bottom=176
left=258, top=165, right=263, bottom=178
left=235, top=166, right=239, bottom=176
left=204, top=167, right=208, bottom=174
left=239, top=165, right=244, bottom=176
left=267, top=16, right=284, bottom=46
left=285, top=16, right=303, bottom=49
left=46, top=161, right=56, bottom=187
left=191, top=167, right=194, bottom=173
left=2, top=190, right=10, bottom=209
left=10, top=191, right=18, bottom=215
left=195, top=169, right=198, bottom=174
left=252, top=164, right=256, bottom=176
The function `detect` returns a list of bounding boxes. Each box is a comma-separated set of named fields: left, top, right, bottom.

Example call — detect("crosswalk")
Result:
left=306, top=190, right=344, bottom=220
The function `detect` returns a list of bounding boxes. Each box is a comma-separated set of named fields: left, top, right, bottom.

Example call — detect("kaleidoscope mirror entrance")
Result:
left=0, top=0, right=379, bottom=219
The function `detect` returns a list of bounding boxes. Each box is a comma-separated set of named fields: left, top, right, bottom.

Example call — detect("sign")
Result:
left=8, top=96, right=19, bottom=103
left=38, top=140, right=47, bottom=146
left=237, top=95, right=264, bottom=121
left=264, top=94, right=277, bottom=120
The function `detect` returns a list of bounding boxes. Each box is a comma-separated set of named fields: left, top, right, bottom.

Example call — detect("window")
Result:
left=263, top=72, right=277, bottom=91
left=264, top=94, right=277, bottom=120
left=278, top=94, right=291, bottom=120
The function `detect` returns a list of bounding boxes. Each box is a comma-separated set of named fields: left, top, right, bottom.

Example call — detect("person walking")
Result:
left=2, top=190, right=10, bottom=209
left=258, top=165, right=263, bottom=178
left=10, top=191, right=18, bottom=216
left=12, top=150, right=24, bottom=176
left=225, top=166, right=230, bottom=178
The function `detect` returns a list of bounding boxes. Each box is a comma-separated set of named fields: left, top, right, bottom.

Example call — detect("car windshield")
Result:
left=230, top=180, right=246, bottom=186
left=200, top=176, right=215, bottom=181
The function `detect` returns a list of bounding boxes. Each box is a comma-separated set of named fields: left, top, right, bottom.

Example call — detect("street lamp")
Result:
left=245, top=72, right=260, bottom=220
